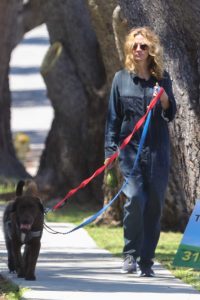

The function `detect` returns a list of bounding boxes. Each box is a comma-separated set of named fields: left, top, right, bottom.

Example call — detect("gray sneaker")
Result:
left=121, top=255, right=137, bottom=274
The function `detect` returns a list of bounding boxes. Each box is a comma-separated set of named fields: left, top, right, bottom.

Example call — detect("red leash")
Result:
left=53, top=88, right=164, bottom=210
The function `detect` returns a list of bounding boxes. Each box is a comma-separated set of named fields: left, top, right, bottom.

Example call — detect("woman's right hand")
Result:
left=104, top=157, right=117, bottom=169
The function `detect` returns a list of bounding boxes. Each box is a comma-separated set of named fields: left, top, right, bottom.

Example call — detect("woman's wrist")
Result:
left=160, top=92, right=170, bottom=110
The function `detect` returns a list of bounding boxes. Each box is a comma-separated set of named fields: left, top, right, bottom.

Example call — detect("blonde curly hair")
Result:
left=124, top=27, right=164, bottom=80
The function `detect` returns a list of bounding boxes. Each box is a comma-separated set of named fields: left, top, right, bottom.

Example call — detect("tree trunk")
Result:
left=87, top=0, right=200, bottom=231
left=86, top=0, right=128, bottom=223
left=22, top=0, right=46, bottom=34
left=116, top=0, right=200, bottom=231
left=37, top=0, right=106, bottom=203
left=38, top=42, right=91, bottom=200
left=86, top=0, right=126, bottom=84
left=0, top=0, right=29, bottom=181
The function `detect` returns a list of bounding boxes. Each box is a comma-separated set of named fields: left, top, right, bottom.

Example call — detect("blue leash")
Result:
left=64, top=110, right=152, bottom=234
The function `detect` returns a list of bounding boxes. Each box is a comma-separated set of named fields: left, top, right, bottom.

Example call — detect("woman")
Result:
left=104, top=27, right=176, bottom=277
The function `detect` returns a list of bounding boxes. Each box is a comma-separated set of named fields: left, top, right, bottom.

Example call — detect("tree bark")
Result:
left=86, top=0, right=129, bottom=223
left=87, top=0, right=200, bottom=230
left=38, top=42, right=90, bottom=199
left=37, top=0, right=106, bottom=203
left=116, top=0, right=200, bottom=230
left=86, top=0, right=126, bottom=85
left=0, top=0, right=29, bottom=181
left=22, top=0, right=46, bottom=34
left=11, top=0, right=46, bottom=47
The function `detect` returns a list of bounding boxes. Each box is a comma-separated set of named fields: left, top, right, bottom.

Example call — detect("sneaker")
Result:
left=121, top=255, right=137, bottom=274
left=139, top=267, right=155, bottom=277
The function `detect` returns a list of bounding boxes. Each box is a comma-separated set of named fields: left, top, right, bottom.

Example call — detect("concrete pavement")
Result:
left=10, top=24, right=53, bottom=176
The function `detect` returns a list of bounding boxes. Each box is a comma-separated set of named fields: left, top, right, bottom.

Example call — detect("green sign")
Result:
left=173, top=199, right=200, bottom=269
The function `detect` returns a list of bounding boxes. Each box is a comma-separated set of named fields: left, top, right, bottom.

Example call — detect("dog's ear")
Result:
left=25, top=181, right=38, bottom=197
left=16, top=180, right=25, bottom=196
left=35, top=198, right=44, bottom=213
left=10, top=200, right=18, bottom=212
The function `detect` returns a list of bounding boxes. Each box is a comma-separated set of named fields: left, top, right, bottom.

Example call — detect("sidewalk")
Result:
left=10, top=24, right=53, bottom=176
left=0, top=205, right=199, bottom=300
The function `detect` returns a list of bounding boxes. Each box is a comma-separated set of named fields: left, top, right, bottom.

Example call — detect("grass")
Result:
left=46, top=201, right=97, bottom=224
left=0, top=183, right=15, bottom=195
left=46, top=202, right=200, bottom=292
left=0, top=275, right=24, bottom=300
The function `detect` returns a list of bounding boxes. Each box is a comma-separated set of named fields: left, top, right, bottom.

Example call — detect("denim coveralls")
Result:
left=104, top=69, right=176, bottom=268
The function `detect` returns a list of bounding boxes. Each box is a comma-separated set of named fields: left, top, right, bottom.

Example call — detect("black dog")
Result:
left=3, top=180, right=44, bottom=280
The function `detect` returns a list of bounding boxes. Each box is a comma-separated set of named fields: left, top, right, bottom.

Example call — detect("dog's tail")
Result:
left=16, top=180, right=25, bottom=196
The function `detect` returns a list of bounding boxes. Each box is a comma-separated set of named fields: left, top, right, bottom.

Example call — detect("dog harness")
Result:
left=20, top=230, right=42, bottom=244
left=5, top=220, right=42, bottom=244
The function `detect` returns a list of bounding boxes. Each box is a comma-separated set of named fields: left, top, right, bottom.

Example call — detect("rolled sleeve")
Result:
left=161, top=72, right=177, bottom=122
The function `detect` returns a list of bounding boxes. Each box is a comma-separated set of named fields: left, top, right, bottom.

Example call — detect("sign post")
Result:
left=173, top=199, right=200, bottom=269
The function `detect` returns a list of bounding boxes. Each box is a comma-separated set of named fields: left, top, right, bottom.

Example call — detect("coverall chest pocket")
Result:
left=121, top=96, right=144, bottom=119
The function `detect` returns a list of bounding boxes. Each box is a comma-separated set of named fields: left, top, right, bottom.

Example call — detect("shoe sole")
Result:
left=139, top=273, right=155, bottom=277
left=121, top=269, right=137, bottom=274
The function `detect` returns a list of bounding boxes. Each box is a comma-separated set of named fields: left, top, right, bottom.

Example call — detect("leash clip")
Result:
left=153, top=82, right=160, bottom=96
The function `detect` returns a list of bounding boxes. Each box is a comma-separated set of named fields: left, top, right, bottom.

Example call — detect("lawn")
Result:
left=0, top=275, right=23, bottom=300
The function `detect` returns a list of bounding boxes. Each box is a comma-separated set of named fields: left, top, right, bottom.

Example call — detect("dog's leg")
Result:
left=23, top=244, right=32, bottom=279
left=3, top=202, right=16, bottom=273
left=12, top=239, right=24, bottom=278
left=24, top=240, right=41, bottom=280
left=5, top=238, right=16, bottom=273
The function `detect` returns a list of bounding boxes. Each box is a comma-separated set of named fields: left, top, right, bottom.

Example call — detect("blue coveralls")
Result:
left=104, top=69, right=176, bottom=268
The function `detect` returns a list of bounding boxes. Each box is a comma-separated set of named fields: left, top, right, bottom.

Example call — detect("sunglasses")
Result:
left=132, top=43, right=148, bottom=51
